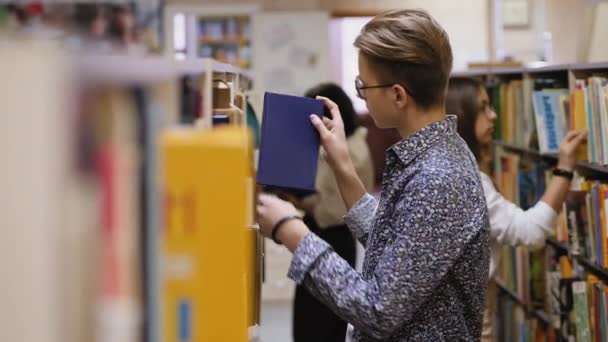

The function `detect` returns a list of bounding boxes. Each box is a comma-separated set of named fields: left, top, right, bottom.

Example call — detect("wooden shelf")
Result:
left=494, top=281, right=560, bottom=332
left=546, top=237, right=608, bottom=282
left=493, top=140, right=556, bottom=161
left=495, top=280, right=523, bottom=304
left=451, top=62, right=608, bottom=78
left=200, top=37, right=250, bottom=45
left=575, top=254, right=608, bottom=282
left=546, top=237, right=569, bottom=252
left=493, top=140, right=608, bottom=180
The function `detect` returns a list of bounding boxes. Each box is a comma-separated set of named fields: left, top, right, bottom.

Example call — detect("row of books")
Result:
left=3, top=43, right=261, bottom=342
left=496, top=295, right=558, bottom=342
left=497, top=272, right=608, bottom=342
left=545, top=248, right=608, bottom=342
left=199, top=45, right=252, bottom=69
left=198, top=16, right=252, bottom=69
left=198, top=16, right=252, bottom=42
left=62, top=82, right=173, bottom=342
left=490, top=74, right=608, bottom=165
left=555, top=179, right=608, bottom=268
left=493, top=149, right=608, bottom=341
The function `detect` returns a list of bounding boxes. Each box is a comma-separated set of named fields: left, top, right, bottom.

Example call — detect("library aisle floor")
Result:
left=260, top=301, right=292, bottom=342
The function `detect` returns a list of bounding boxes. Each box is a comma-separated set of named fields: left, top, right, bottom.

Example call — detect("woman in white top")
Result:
left=289, top=83, right=374, bottom=342
left=446, top=77, right=588, bottom=341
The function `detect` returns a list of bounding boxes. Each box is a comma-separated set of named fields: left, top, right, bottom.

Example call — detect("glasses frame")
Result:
left=355, top=76, right=415, bottom=100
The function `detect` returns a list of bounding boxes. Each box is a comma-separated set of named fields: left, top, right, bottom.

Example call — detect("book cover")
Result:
left=572, top=85, right=589, bottom=161
left=601, top=185, right=608, bottom=268
left=600, top=285, right=607, bottom=342
left=587, top=190, right=598, bottom=263
left=532, top=89, right=568, bottom=154
left=603, top=83, right=608, bottom=165
left=592, top=282, right=601, bottom=342
left=565, top=191, right=590, bottom=257
left=560, top=94, right=571, bottom=135
left=586, top=277, right=600, bottom=342
left=491, top=81, right=503, bottom=141
left=573, top=281, right=592, bottom=342
left=546, top=271, right=562, bottom=328
left=522, top=78, right=536, bottom=147
left=501, top=83, right=511, bottom=143
left=584, top=84, right=598, bottom=163
left=589, top=78, right=606, bottom=165
left=529, top=249, right=546, bottom=308
left=256, top=92, right=324, bottom=191
left=591, top=184, right=602, bottom=266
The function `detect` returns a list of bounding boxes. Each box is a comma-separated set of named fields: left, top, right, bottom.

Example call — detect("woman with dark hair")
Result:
left=290, top=83, right=374, bottom=342
left=446, top=77, right=587, bottom=341
left=108, top=4, right=139, bottom=47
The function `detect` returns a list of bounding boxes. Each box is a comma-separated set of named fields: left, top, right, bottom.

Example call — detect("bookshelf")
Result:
left=495, top=280, right=560, bottom=330
left=493, top=141, right=608, bottom=181
left=453, top=62, right=608, bottom=341
left=2, top=40, right=257, bottom=342
left=546, top=237, right=608, bottom=282
left=164, top=4, right=257, bottom=70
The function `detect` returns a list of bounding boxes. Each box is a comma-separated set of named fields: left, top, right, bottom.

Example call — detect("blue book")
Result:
left=256, top=92, right=324, bottom=192
left=532, top=89, right=568, bottom=154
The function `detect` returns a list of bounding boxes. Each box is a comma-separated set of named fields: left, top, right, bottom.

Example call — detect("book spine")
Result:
left=533, top=91, right=552, bottom=154
left=585, top=86, right=596, bottom=163
left=587, top=191, right=597, bottom=262
left=602, top=185, right=608, bottom=269
left=602, top=84, right=608, bottom=165
left=573, top=281, right=592, bottom=342
left=592, top=185, right=601, bottom=266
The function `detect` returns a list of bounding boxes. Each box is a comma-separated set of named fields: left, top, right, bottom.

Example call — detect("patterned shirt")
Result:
left=288, top=115, right=490, bottom=341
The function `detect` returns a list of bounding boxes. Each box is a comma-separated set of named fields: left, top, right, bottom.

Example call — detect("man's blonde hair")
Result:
left=355, top=9, right=453, bottom=108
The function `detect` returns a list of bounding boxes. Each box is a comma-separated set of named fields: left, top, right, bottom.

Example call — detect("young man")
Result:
left=257, top=9, right=490, bottom=341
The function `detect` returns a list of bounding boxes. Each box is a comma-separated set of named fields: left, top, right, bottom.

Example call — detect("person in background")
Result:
left=446, top=76, right=588, bottom=342
left=257, top=9, right=490, bottom=341
left=74, top=4, right=109, bottom=38
left=291, top=83, right=374, bottom=342
left=108, top=4, right=141, bottom=50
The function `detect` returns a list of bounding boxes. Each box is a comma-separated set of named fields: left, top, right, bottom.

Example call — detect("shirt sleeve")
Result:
left=287, top=173, right=482, bottom=339
left=481, top=172, right=557, bottom=250
left=343, top=193, right=378, bottom=247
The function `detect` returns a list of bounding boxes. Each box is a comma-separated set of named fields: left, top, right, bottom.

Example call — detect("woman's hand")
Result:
left=557, top=130, right=588, bottom=171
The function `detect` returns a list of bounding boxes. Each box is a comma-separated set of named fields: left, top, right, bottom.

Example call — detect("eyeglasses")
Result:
left=355, top=76, right=414, bottom=100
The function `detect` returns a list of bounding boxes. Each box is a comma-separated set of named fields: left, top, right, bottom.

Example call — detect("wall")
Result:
left=495, top=0, right=605, bottom=65
left=587, top=2, right=608, bottom=63
left=168, top=0, right=491, bottom=70
left=501, top=0, right=544, bottom=62
left=544, top=0, right=595, bottom=64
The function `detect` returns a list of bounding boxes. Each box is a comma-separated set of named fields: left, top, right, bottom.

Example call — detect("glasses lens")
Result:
left=355, top=77, right=364, bottom=99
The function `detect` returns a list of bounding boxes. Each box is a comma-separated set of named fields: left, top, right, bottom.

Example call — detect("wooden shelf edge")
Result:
left=546, top=237, right=608, bottom=282
left=546, top=237, right=569, bottom=253
left=493, top=141, right=608, bottom=177
left=575, top=256, right=608, bottom=281
left=495, top=281, right=567, bottom=339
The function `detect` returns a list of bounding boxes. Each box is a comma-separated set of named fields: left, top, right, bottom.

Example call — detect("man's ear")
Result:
left=392, top=84, right=409, bottom=109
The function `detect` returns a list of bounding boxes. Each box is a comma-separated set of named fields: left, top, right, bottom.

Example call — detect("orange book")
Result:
left=560, top=255, right=574, bottom=278
left=571, top=87, right=588, bottom=161
left=601, top=185, right=608, bottom=268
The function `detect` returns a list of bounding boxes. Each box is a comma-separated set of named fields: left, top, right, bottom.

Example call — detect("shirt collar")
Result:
left=388, top=115, right=457, bottom=166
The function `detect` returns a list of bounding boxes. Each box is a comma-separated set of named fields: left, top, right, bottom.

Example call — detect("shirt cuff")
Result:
left=287, top=233, right=331, bottom=284
left=344, top=193, right=376, bottom=240
left=534, top=201, right=558, bottom=232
